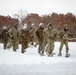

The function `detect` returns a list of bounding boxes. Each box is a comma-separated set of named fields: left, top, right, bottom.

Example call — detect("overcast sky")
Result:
left=0, top=0, right=76, bottom=17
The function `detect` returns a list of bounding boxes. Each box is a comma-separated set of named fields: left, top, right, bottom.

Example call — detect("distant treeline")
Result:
left=0, top=12, right=76, bottom=37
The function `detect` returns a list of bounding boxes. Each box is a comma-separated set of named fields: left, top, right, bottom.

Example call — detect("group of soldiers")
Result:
left=35, top=23, right=72, bottom=57
left=0, top=22, right=73, bottom=57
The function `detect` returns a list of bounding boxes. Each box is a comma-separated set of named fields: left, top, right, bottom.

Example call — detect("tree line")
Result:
left=0, top=12, right=76, bottom=37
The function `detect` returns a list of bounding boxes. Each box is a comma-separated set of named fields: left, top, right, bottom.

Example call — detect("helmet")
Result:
left=31, top=23, right=35, bottom=26
left=14, top=23, right=18, bottom=27
left=47, top=23, right=52, bottom=27
left=3, top=26, right=7, bottom=30
left=64, top=24, right=68, bottom=27
left=39, top=22, right=44, bottom=26
left=23, top=24, right=27, bottom=29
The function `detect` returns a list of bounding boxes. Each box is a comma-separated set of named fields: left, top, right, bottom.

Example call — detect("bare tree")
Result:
left=13, top=9, right=28, bottom=31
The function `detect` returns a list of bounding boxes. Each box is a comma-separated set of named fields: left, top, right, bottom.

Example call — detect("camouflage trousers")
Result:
left=30, top=35, right=34, bottom=45
left=21, top=41, right=29, bottom=53
left=7, top=39, right=13, bottom=48
left=3, top=41, right=8, bottom=49
left=34, top=37, right=39, bottom=47
left=43, top=37, right=47, bottom=52
left=47, top=39, right=54, bottom=55
left=13, top=40, right=19, bottom=51
left=38, top=39, right=43, bottom=53
left=59, top=39, right=69, bottom=54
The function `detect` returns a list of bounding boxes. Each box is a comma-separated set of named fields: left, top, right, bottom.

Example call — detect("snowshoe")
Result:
left=24, top=50, right=26, bottom=52
left=48, top=53, right=56, bottom=57
left=39, top=53, right=45, bottom=56
left=58, top=53, right=62, bottom=56
left=65, top=54, right=70, bottom=58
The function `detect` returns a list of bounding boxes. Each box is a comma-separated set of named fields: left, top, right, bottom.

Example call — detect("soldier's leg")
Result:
left=65, top=40, right=70, bottom=57
left=34, top=38, right=38, bottom=47
left=38, top=40, right=42, bottom=53
left=58, top=40, right=64, bottom=56
left=65, top=40, right=69, bottom=54
left=16, top=39, right=19, bottom=49
left=59, top=41, right=64, bottom=53
left=48, top=42, right=54, bottom=56
left=15, top=41, right=19, bottom=50
left=43, top=38, right=47, bottom=52
left=4, top=41, right=7, bottom=49
left=13, top=41, right=16, bottom=51
left=7, top=39, right=13, bottom=48
left=16, top=41, right=19, bottom=49
left=24, top=42, right=28, bottom=52
left=30, top=36, right=32, bottom=45
left=21, top=43, right=24, bottom=53
left=41, top=42, right=45, bottom=54
left=31, top=36, right=34, bottom=45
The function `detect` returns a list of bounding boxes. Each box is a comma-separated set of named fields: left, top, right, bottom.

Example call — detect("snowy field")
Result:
left=0, top=42, right=76, bottom=75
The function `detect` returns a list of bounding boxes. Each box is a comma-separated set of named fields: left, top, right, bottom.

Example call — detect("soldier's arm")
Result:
left=68, top=32, right=73, bottom=37
left=63, top=33, right=68, bottom=39
left=43, top=29, right=46, bottom=37
left=57, top=30, right=64, bottom=37
left=53, top=29, right=58, bottom=40
left=8, top=28, right=13, bottom=38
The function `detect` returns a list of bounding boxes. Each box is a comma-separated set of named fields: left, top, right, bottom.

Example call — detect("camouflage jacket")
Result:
left=47, top=28, right=57, bottom=40
left=57, top=29, right=71, bottom=39
left=35, top=27, right=44, bottom=40
left=43, top=28, right=49, bottom=38
left=28, top=27, right=35, bottom=36
left=19, top=29, right=30, bottom=42
left=8, top=27, right=19, bottom=41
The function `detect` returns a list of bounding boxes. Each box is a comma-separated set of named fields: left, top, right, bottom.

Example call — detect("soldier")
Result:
left=28, top=23, right=35, bottom=46
left=1, top=26, right=9, bottom=49
left=46, top=23, right=57, bottom=57
left=19, top=25, right=30, bottom=53
left=8, top=23, right=19, bottom=52
left=35, top=22, right=44, bottom=54
left=43, top=24, right=49, bottom=52
left=57, top=24, right=72, bottom=57
left=7, top=26, right=14, bottom=49
left=13, top=24, right=19, bottom=51
left=58, top=24, right=72, bottom=57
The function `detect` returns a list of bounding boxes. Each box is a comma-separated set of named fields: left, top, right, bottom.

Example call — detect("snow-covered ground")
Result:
left=0, top=42, right=76, bottom=75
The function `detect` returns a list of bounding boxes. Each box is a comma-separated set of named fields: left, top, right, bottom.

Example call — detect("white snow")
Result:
left=0, top=42, right=76, bottom=75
